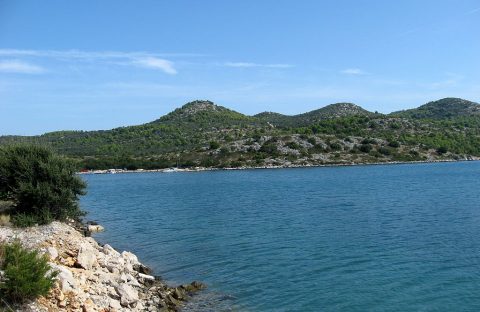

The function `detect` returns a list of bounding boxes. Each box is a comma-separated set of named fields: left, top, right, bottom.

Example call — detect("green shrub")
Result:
left=0, top=241, right=58, bottom=303
left=437, top=146, right=448, bottom=154
left=388, top=141, right=400, bottom=148
left=359, top=144, right=372, bottom=153
left=10, top=213, right=38, bottom=228
left=0, top=145, right=87, bottom=226
left=378, top=147, right=391, bottom=156
left=209, top=141, right=220, bottom=150
left=329, top=142, right=342, bottom=151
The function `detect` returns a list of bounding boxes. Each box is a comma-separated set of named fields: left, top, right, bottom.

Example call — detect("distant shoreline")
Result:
left=77, top=158, right=479, bottom=175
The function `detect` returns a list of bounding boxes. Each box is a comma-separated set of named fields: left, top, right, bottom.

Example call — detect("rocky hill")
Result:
left=1, top=98, right=480, bottom=170
left=391, top=98, right=480, bottom=119
left=256, top=102, right=374, bottom=127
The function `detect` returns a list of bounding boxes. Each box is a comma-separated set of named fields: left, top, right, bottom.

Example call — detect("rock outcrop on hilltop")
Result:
left=0, top=222, right=205, bottom=311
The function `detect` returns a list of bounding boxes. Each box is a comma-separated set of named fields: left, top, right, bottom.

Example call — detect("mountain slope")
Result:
left=1, top=98, right=480, bottom=170
left=256, top=103, right=375, bottom=127
left=391, top=98, right=480, bottom=119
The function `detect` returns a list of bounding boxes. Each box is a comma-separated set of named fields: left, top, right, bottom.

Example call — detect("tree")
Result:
left=0, top=145, right=87, bottom=226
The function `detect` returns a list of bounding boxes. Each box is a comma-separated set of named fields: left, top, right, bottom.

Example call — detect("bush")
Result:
left=388, top=141, right=400, bottom=148
left=359, top=144, right=372, bottom=153
left=378, top=147, right=391, bottom=156
left=0, top=241, right=58, bottom=303
left=0, top=145, right=87, bottom=226
left=208, top=141, right=220, bottom=150
left=437, top=146, right=448, bottom=154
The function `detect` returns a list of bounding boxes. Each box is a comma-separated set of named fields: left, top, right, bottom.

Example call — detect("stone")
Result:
left=46, top=246, right=59, bottom=260
left=82, top=298, right=95, bottom=312
left=173, top=287, right=187, bottom=300
left=88, top=224, right=104, bottom=233
left=109, top=298, right=122, bottom=310
left=56, top=291, right=65, bottom=301
left=121, top=251, right=140, bottom=265
left=138, top=273, right=155, bottom=281
left=50, top=263, right=77, bottom=293
left=133, top=263, right=153, bottom=275
left=76, top=243, right=97, bottom=270
left=103, top=244, right=120, bottom=257
left=115, top=283, right=139, bottom=307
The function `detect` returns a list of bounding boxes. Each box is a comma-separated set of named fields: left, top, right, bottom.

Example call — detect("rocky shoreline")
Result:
left=78, top=157, right=479, bottom=175
left=0, top=221, right=205, bottom=311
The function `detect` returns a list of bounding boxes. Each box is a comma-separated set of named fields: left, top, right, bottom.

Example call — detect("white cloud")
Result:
left=341, top=68, right=367, bottom=75
left=0, top=49, right=181, bottom=75
left=225, top=62, right=293, bottom=68
left=0, top=49, right=201, bottom=59
left=0, top=59, right=44, bottom=74
left=133, top=57, right=177, bottom=74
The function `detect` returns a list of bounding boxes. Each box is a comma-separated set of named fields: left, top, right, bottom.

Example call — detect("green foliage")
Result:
left=359, top=144, right=373, bottom=153
left=436, top=146, right=448, bottom=154
left=10, top=213, right=38, bottom=228
left=209, top=141, right=220, bottom=150
left=388, top=141, right=400, bottom=148
left=0, top=145, right=86, bottom=226
left=0, top=241, right=58, bottom=303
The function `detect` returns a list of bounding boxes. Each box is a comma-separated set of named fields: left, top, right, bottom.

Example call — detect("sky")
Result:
left=0, top=0, right=479, bottom=135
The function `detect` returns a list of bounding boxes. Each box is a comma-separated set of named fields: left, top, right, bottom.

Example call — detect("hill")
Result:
left=256, top=103, right=375, bottom=127
left=1, top=98, right=480, bottom=170
left=391, top=98, right=480, bottom=119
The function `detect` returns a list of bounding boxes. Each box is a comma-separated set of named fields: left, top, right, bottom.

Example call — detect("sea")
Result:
left=80, top=161, right=480, bottom=311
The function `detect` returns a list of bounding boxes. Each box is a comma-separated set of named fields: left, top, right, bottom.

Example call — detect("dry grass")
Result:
left=0, top=201, right=13, bottom=226
left=0, top=214, right=10, bottom=226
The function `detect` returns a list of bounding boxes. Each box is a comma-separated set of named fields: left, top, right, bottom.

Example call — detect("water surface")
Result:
left=81, top=162, right=480, bottom=311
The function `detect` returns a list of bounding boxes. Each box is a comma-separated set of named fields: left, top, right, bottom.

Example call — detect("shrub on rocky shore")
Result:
left=0, top=240, right=58, bottom=304
left=0, top=145, right=86, bottom=227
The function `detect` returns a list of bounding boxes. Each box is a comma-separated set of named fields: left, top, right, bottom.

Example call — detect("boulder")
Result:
left=50, top=264, right=77, bottom=293
left=103, top=244, right=120, bottom=257
left=133, top=263, right=153, bottom=275
left=87, top=224, right=104, bottom=233
left=46, top=246, right=59, bottom=260
left=76, top=243, right=97, bottom=270
left=122, top=251, right=140, bottom=265
left=115, top=283, right=139, bottom=307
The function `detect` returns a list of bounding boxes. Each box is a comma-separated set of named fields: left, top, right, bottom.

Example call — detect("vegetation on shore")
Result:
left=1, top=98, right=480, bottom=170
left=0, top=241, right=58, bottom=305
left=0, top=145, right=87, bottom=227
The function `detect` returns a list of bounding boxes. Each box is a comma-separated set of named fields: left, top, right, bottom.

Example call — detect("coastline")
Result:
left=78, top=157, right=480, bottom=175
left=0, top=221, right=205, bottom=311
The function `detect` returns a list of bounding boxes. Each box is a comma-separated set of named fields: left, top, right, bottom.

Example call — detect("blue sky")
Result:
left=1, top=0, right=479, bottom=135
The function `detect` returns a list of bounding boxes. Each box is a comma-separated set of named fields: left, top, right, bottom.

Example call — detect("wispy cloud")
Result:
left=224, top=62, right=293, bottom=69
left=0, top=59, right=45, bottom=74
left=421, top=73, right=463, bottom=90
left=132, top=57, right=177, bottom=74
left=0, top=49, right=201, bottom=59
left=0, top=49, right=183, bottom=75
left=465, top=7, right=480, bottom=15
left=340, top=68, right=367, bottom=75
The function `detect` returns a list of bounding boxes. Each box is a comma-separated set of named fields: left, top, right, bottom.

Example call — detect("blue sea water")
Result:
left=80, top=162, right=480, bottom=311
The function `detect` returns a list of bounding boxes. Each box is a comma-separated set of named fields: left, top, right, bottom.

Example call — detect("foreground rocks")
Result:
left=0, top=221, right=205, bottom=311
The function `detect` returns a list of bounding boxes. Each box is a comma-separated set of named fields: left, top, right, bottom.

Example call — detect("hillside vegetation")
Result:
left=1, top=98, right=480, bottom=170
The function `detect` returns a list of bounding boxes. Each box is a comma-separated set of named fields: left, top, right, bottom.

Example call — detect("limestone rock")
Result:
left=76, top=243, right=97, bottom=270
left=88, top=224, right=105, bottom=233
left=115, top=283, right=139, bottom=307
left=46, top=246, right=59, bottom=260
left=50, top=263, right=77, bottom=293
